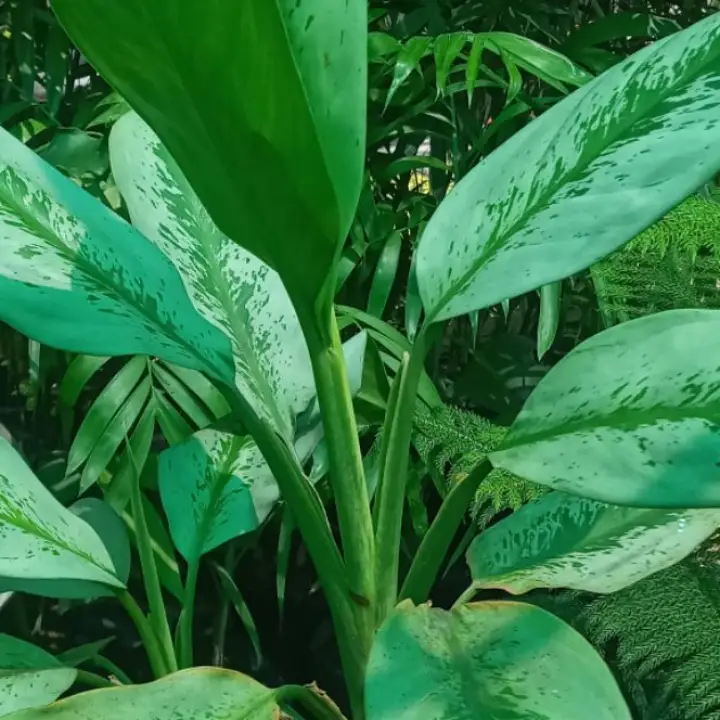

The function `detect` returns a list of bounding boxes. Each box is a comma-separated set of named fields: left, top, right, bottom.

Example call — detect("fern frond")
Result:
left=579, top=542, right=720, bottom=720
left=413, top=403, right=545, bottom=526
left=592, top=192, right=720, bottom=325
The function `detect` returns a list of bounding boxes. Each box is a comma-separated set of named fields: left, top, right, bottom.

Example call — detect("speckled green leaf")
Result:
left=0, top=636, right=76, bottom=716
left=366, top=600, right=630, bottom=719
left=417, top=14, right=720, bottom=323
left=159, top=432, right=264, bottom=561
left=52, top=0, right=367, bottom=307
left=3, top=667, right=281, bottom=719
left=109, top=112, right=315, bottom=443
left=468, top=491, right=720, bottom=594
left=159, top=333, right=368, bottom=561
left=492, top=309, right=720, bottom=507
left=0, top=438, right=123, bottom=599
left=0, top=669, right=77, bottom=717
left=0, top=124, right=235, bottom=387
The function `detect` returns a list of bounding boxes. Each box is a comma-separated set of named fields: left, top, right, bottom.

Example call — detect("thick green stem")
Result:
left=299, top=305, right=376, bottom=716
left=128, top=454, right=178, bottom=674
left=374, top=333, right=428, bottom=624
left=220, top=384, right=367, bottom=720
left=178, top=556, right=200, bottom=669
left=116, top=590, right=169, bottom=678
left=400, top=459, right=493, bottom=604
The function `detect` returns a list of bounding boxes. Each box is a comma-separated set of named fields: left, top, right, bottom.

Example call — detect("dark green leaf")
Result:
left=213, top=565, right=262, bottom=671
left=434, top=33, right=468, bottom=95
left=367, top=232, right=402, bottom=318
left=53, top=0, right=367, bottom=307
left=70, top=498, right=131, bottom=584
left=386, top=37, right=433, bottom=108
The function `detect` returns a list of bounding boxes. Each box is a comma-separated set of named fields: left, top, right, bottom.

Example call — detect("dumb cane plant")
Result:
left=2, top=2, right=720, bottom=718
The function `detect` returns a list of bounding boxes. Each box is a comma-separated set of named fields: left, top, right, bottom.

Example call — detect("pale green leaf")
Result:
left=0, top=669, right=77, bottom=717
left=492, top=309, right=720, bottom=507
left=366, top=600, right=630, bottom=719
left=0, top=438, right=123, bottom=599
left=109, top=112, right=315, bottom=444
left=417, top=15, right=720, bottom=323
left=467, top=491, right=720, bottom=594
left=4, top=667, right=281, bottom=719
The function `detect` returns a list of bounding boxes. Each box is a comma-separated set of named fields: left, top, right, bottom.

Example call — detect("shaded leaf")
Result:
left=386, top=37, right=433, bottom=108
left=69, top=499, right=131, bottom=584
left=367, top=232, right=402, bottom=318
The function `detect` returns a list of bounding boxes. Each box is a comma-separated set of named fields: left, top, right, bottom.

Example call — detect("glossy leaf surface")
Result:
left=109, top=112, right=315, bottom=443
left=0, top=438, right=123, bottom=599
left=492, top=309, right=720, bottom=507
left=468, top=491, right=720, bottom=594
left=366, top=600, right=630, bottom=719
left=417, top=15, right=720, bottom=322
left=52, top=0, right=367, bottom=306
left=4, top=667, right=281, bottom=719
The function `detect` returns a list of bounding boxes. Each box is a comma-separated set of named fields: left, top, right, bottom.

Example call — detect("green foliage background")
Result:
left=2, top=0, right=720, bottom=715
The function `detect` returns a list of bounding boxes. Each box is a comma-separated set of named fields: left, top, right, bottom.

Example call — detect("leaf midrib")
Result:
left=429, top=25, right=720, bottom=322
left=501, top=402, right=720, bottom=452
left=0, top=174, right=232, bottom=390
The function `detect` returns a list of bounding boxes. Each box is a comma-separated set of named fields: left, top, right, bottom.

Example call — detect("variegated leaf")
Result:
left=417, top=14, right=720, bottom=323
left=0, top=124, right=234, bottom=385
left=110, top=111, right=315, bottom=442
left=0, top=438, right=123, bottom=599
left=159, top=431, right=266, bottom=561
left=366, top=601, right=630, bottom=719
left=491, top=309, right=720, bottom=507
left=467, top=491, right=720, bottom=594
left=0, top=669, right=77, bottom=717
left=3, top=667, right=282, bottom=720
left=159, top=332, right=369, bottom=560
